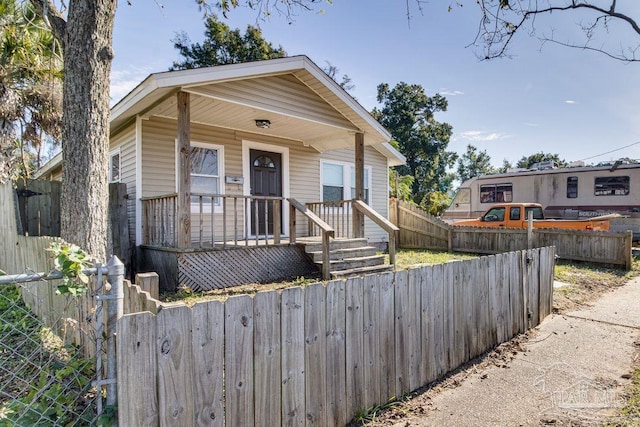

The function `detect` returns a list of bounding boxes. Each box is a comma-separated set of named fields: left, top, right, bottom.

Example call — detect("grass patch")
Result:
left=608, top=367, right=640, bottom=426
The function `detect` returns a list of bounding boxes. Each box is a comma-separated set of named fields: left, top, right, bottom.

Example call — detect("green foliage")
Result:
left=389, top=168, right=414, bottom=200
left=497, top=158, right=513, bottom=173
left=372, top=82, right=456, bottom=207
left=170, top=14, right=287, bottom=70
left=515, top=152, right=567, bottom=169
left=0, top=0, right=63, bottom=182
left=420, top=190, right=451, bottom=216
left=352, top=397, right=403, bottom=424
left=47, top=242, right=91, bottom=296
left=457, top=144, right=496, bottom=182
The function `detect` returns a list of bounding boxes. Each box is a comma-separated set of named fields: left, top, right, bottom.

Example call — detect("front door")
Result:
left=250, top=149, right=282, bottom=235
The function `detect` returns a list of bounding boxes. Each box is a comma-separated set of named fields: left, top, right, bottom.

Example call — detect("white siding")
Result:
left=138, top=117, right=391, bottom=243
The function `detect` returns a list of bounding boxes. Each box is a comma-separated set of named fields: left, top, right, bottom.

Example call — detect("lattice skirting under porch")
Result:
left=176, top=246, right=318, bottom=291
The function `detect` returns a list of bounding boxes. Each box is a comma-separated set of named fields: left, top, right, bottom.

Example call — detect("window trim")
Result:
left=320, top=160, right=372, bottom=205
left=175, top=140, right=225, bottom=214
left=479, top=183, right=513, bottom=204
left=567, top=176, right=578, bottom=199
left=109, top=148, right=121, bottom=183
left=594, top=175, right=630, bottom=196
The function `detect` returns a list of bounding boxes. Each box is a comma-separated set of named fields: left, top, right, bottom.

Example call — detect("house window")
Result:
left=594, top=176, right=629, bottom=196
left=480, top=184, right=512, bottom=203
left=567, top=176, right=578, bottom=198
left=321, top=161, right=371, bottom=204
left=187, top=142, right=224, bottom=211
left=109, top=150, right=120, bottom=183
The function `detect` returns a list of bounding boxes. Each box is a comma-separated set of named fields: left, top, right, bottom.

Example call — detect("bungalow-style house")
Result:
left=37, top=55, right=405, bottom=291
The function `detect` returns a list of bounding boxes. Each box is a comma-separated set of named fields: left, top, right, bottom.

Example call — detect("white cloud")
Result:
left=564, top=100, right=577, bottom=104
left=523, top=122, right=539, bottom=127
left=110, top=67, right=153, bottom=106
left=439, top=89, right=465, bottom=96
left=456, top=130, right=510, bottom=142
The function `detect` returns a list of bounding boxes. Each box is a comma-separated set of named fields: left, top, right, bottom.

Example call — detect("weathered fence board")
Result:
left=345, top=276, right=365, bottom=419
left=191, top=301, right=224, bottom=427
left=117, top=312, right=159, bottom=427
left=157, top=305, right=195, bottom=427
left=394, top=269, right=410, bottom=396
left=364, top=273, right=382, bottom=407
left=326, top=280, right=347, bottom=426
left=225, top=295, right=254, bottom=427
left=254, top=291, right=282, bottom=427
left=378, top=271, right=396, bottom=401
left=419, top=265, right=436, bottom=385
left=281, top=287, right=305, bottom=426
left=118, top=248, right=555, bottom=427
left=390, top=198, right=450, bottom=250
left=304, top=283, right=327, bottom=425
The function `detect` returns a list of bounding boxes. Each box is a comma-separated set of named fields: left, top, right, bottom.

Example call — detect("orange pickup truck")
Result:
left=452, top=203, right=613, bottom=231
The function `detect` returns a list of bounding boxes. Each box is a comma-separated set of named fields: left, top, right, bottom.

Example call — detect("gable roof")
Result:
left=112, top=55, right=404, bottom=165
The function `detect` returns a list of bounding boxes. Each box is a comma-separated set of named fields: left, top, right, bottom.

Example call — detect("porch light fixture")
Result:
left=255, top=119, right=271, bottom=129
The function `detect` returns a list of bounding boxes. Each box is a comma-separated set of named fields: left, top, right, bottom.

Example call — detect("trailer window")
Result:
left=567, top=176, right=578, bottom=198
left=480, top=184, right=512, bottom=203
left=594, top=176, right=630, bottom=196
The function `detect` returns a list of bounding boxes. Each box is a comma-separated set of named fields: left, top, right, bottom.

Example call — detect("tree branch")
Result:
left=29, top=0, right=67, bottom=49
left=474, top=0, right=640, bottom=62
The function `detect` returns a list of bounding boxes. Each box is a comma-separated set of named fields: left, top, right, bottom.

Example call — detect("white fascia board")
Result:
left=111, top=75, right=160, bottom=124
left=154, top=56, right=309, bottom=89
left=377, top=142, right=406, bottom=167
left=34, top=151, right=62, bottom=178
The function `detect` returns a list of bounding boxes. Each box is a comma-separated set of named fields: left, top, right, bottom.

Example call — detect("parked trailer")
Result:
left=443, top=161, right=640, bottom=239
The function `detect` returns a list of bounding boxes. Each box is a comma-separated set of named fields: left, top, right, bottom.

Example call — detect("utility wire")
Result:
left=578, top=141, right=640, bottom=162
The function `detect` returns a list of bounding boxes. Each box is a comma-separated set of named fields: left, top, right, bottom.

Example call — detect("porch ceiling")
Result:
left=111, top=56, right=405, bottom=165
left=144, top=84, right=359, bottom=151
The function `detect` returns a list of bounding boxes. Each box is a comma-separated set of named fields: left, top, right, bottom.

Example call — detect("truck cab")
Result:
left=482, top=204, right=544, bottom=227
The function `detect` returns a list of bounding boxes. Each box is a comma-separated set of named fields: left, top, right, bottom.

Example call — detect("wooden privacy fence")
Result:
left=389, top=198, right=449, bottom=251
left=389, top=198, right=633, bottom=269
left=117, top=247, right=555, bottom=426
left=452, top=227, right=633, bottom=269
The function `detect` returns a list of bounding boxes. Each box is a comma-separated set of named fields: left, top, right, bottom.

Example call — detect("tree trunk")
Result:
left=59, top=0, right=116, bottom=261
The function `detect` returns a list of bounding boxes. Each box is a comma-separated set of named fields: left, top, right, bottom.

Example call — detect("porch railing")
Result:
left=307, top=199, right=399, bottom=266
left=289, top=198, right=334, bottom=279
left=141, top=193, right=285, bottom=249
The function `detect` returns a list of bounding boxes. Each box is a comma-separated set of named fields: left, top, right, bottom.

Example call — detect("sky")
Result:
left=111, top=1, right=640, bottom=169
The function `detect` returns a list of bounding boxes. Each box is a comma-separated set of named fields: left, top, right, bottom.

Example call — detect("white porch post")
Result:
left=177, top=91, right=191, bottom=248
left=354, top=132, right=365, bottom=238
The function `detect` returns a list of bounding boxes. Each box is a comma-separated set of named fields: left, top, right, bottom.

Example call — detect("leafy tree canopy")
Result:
left=0, top=0, right=62, bottom=182
left=457, top=144, right=496, bottom=183
left=516, top=152, right=567, bottom=169
left=170, top=14, right=287, bottom=70
left=372, top=82, right=456, bottom=207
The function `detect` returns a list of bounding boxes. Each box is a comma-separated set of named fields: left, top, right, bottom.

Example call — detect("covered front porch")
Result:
left=140, top=193, right=398, bottom=291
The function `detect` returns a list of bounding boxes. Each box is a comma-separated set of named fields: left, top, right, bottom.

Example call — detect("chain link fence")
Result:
left=0, top=259, right=123, bottom=426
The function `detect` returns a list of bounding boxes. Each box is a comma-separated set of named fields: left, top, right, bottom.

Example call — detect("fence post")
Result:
left=527, top=211, right=533, bottom=250
left=106, top=256, right=124, bottom=408
left=625, top=230, right=633, bottom=270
